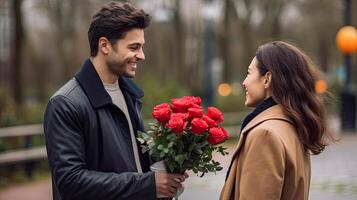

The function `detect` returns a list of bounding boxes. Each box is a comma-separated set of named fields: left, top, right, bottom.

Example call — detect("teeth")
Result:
left=129, top=63, right=137, bottom=68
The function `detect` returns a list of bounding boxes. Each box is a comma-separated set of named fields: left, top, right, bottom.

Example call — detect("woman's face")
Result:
left=242, top=57, right=268, bottom=107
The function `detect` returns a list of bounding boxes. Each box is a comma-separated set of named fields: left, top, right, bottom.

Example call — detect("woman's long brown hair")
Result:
left=255, top=41, right=334, bottom=155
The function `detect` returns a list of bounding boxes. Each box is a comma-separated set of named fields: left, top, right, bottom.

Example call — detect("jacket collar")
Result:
left=232, top=105, right=293, bottom=158
left=240, top=105, right=293, bottom=135
left=74, top=59, right=144, bottom=109
left=225, top=105, right=293, bottom=181
left=240, top=97, right=277, bottom=132
left=118, top=76, right=144, bottom=99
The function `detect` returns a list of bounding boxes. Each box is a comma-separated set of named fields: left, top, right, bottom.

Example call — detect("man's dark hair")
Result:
left=88, top=1, right=151, bottom=56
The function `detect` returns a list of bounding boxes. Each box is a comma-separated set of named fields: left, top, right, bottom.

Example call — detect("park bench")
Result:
left=0, top=124, right=47, bottom=177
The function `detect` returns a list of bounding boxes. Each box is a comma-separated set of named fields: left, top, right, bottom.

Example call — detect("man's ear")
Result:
left=264, top=71, right=272, bottom=88
left=98, top=37, right=111, bottom=55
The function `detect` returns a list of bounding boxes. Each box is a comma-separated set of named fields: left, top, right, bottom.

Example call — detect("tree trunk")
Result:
left=221, top=0, right=231, bottom=83
left=221, top=0, right=238, bottom=83
left=13, top=0, right=23, bottom=108
left=317, top=37, right=329, bottom=72
left=174, top=0, right=186, bottom=86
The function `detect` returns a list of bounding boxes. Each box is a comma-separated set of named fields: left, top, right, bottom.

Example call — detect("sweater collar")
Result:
left=74, top=59, right=144, bottom=109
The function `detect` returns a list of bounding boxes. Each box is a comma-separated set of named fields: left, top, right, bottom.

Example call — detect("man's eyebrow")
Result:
left=128, top=42, right=144, bottom=46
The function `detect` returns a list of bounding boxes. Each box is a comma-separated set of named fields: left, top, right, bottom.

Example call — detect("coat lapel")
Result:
left=230, top=105, right=293, bottom=162
left=221, top=105, right=294, bottom=199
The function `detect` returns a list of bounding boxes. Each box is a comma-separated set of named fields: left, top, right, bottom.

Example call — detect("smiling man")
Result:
left=44, top=2, right=186, bottom=200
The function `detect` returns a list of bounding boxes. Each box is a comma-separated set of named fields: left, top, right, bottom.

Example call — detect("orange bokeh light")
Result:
left=315, top=80, right=327, bottom=94
left=336, top=26, right=357, bottom=54
left=218, top=83, right=232, bottom=96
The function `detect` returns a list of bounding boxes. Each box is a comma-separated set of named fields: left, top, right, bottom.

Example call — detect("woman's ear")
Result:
left=264, top=71, right=272, bottom=89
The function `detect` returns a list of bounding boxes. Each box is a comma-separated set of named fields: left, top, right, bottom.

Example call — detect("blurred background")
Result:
left=0, top=0, right=356, bottom=199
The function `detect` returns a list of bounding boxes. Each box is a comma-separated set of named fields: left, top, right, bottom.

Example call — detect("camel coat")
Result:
left=220, top=105, right=311, bottom=200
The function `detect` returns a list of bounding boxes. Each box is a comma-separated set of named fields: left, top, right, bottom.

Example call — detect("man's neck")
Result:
left=90, top=56, right=118, bottom=84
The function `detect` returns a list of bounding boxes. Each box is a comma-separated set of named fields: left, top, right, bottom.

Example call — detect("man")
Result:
left=44, top=2, right=186, bottom=200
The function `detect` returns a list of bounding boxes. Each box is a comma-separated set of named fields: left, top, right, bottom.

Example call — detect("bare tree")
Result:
left=49, top=0, right=77, bottom=81
left=220, top=0, right=239, bottom=83
left=235, top=0, right=256, bottom=79
left=173, top=0, right=187, bottom=86
left=294, top=0, right=342, bottom=73
left=259, top=0, right=285, bottom=38
left=13, top=0, right=23, bottom=107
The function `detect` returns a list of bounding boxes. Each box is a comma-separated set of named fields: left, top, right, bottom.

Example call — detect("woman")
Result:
left=220, top=41, right=334, bottom=200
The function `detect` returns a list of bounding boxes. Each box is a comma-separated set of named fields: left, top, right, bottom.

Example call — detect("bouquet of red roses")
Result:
left=137, top=96, right=229, bottom=176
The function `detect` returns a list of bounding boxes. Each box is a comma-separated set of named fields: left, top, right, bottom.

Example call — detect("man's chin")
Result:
left=122, top=72, right=136, bottom=78
left=113, top=70, right=135, bottom=78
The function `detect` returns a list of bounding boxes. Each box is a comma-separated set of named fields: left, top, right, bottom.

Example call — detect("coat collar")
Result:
left=74, top=59, right=144, bottom=109
left=232, top=105, right=293, bottom=158
left=225, top=105, right=293, bottom=181
left=240, top=104, right=292, bottom=135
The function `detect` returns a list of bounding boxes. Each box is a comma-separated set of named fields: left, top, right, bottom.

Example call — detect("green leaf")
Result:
left=166, top=162, right=175, bottom=173
left=166, top=133, right=177, bottom=142
left=141, top=145, right=150, bottom=153
left=168, top=142, right=174, bottom=148
left=174, top=154, right=186, bottom=166
left=137, top=137, right=146, bottom=144
left=194, top=148, right=203, bottom=154
left=159, top=152, right=166, bottom=158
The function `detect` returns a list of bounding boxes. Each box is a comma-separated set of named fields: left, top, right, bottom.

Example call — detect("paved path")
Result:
left=1, top=134, right=356, bottom=200
left=0, top=178, right=51, bottom=200
left=309, top=134, right=357, bottom=200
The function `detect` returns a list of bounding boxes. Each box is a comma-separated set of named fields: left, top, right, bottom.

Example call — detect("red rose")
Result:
left=206, top=107, right=224, bottom=123
left=202, top=115, right=218, bottom=127
left=208, top=127, right=229, bottom=145
left=171, top=96, right=202, bottom=113
left=171, top=113, right=189, bottom=121
left=152, top=107, right=171, bottom=123
left=190, top=118, right=209, bottom=135
left=166, top=117, right=187, bottom=134
left=154, top=103, right=171, bottom=110
left=188, top=107, right=203, bottom=119
left=190, top=103, right=202, bottom=109
left=219, top=126, right=229, bottom=138
left=171, top=97, right=190, bottom=113
left=190, top=96, right=202, bottom=106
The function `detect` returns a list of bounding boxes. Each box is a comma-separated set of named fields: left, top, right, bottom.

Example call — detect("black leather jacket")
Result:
left=44, top=59, right=155, bottom=200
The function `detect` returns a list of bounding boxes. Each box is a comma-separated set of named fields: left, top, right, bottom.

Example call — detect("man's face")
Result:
left=106, top=28, right=145, bottom=78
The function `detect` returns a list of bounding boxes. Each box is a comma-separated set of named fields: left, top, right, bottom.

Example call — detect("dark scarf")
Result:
left=225, top=96, right=277, bottom=181
left=240, top=97, right=277, bottom=132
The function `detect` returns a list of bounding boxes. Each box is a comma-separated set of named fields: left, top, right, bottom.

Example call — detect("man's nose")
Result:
left=136, top=48, right=145, bottom=61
